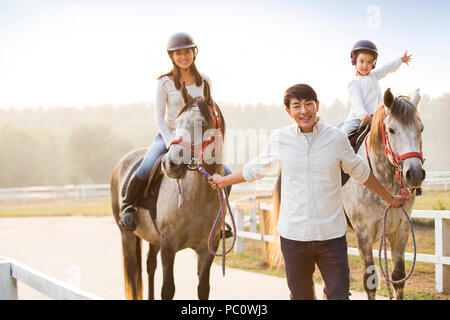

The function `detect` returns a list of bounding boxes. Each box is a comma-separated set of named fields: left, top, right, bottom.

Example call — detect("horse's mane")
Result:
left=369, top=97, right=417, bottom=152
left=177, top=97, right=226, bottom=136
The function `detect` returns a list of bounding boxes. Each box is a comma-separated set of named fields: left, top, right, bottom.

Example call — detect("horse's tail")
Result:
left=122, top=236, right=143, bottom=300
left=266, top=171, right=284, bottom=268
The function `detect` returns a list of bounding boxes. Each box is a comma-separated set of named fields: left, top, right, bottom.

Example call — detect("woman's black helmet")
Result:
left=167, top=32, right=197, bottom=53
left=350, top=40, right=378, bottom=66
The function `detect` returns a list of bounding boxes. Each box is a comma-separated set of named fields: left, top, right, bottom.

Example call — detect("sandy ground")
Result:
left=0, top=216, right=384, bottom=300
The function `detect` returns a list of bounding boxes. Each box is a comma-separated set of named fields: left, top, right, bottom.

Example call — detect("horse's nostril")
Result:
left=405, top=169, right=412, bottom=182
left=421, top=169, right=426, bottom=181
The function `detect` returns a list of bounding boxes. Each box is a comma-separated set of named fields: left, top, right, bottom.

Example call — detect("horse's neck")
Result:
left=363, top=136, right=398, bottom=192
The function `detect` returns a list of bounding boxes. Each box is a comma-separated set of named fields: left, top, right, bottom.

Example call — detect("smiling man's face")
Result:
left=286, top=97, right=319, bottom=133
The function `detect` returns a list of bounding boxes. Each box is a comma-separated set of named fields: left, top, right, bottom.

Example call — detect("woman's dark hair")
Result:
left=283, top=84, right=318, bottom=108
left=157, top=48, right=203, bottom=90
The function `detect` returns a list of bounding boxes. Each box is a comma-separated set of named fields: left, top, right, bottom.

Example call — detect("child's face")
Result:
left=355, top=52, right=375, bottom=76
left=286, top=98, right=319, bottom=133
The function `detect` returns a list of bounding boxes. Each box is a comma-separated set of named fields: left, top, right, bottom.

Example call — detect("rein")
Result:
left=167, top=101, right=236, bottom=276
left=194, top=165, right=237, bottom=276
left=366, top=109, right=422, bottom=299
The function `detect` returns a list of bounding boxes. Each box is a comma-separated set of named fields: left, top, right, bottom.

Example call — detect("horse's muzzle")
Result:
left=403, top=160, right=426, bottom=188
left=161, top=155, right=187, bottom=179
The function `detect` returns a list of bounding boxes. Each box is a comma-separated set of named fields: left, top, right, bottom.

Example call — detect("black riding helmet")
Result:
left=167, top=32, right=198, bottom=57
left=350, top=39, right=378, bottom=67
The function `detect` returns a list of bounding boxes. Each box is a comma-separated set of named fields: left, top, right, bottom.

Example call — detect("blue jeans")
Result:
left=339, top=119, right=362, bottom=135
left=136, top=133, right=233, bottom=194
left=136, top=133, right=167, bottom=181
left=280, top=235, right=350, bottom=300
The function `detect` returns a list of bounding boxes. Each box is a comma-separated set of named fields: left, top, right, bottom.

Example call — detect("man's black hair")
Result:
left=283, top=84, right=318, bottom=108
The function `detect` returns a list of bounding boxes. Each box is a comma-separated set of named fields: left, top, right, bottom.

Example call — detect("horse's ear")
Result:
left=181, top=82, right=193, bottom=105
left=203, top=80, right=214, bottom=106
left=410, top=88, right=421, bottom=108
left=384, top=88, right=395, bottom=109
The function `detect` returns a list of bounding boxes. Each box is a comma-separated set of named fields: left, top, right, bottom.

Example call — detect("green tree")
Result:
left=65, top=124, right=132, bottom=184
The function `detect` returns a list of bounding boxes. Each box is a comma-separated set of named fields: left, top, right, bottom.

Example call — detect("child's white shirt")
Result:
left=346, top=57, right=403, bottom=122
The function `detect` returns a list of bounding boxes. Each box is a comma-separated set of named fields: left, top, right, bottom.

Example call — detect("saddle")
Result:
left=121, top=153, right=166, bottom=226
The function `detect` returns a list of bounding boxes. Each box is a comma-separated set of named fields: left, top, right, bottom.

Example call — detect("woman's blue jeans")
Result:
left=136, top=133, right=232, bottom=194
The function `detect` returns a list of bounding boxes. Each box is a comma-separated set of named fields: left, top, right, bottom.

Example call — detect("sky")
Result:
left=0, top=0, right=449, bottom=108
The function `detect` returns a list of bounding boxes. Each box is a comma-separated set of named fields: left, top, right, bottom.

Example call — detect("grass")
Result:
left=215, top=189, right=450, bottom=300
left=1, top=189, right=449, bottom=299
left=0, top=198, right=112, bottom=217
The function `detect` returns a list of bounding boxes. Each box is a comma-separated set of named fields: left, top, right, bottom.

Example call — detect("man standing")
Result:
left=208, top=84, right=405, bottom=300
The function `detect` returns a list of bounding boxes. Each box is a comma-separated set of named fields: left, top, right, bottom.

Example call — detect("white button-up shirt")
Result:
left=242, top=119, right=371, bottom=241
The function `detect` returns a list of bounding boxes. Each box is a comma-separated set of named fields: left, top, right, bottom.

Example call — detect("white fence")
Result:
left=0, top=184, right=110, bottom=204
left=0, top=171, right=448, bottom=204
left=228, top=196, right=450, bottom=293
left=0, top=256, right=101, bottom=300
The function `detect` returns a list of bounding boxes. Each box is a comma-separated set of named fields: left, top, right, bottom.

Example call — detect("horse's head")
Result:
left=370, top=88, right=425, bottom=189
left=162, top=81, right=225, bottom=179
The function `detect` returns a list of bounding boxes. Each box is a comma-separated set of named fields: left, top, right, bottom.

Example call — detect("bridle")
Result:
left=365, top=104, right=424, bottom=198
left=168, top=100, right=223, bottom=170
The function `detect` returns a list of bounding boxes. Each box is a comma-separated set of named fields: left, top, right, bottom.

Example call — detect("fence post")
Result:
left=0, top=261, right=18, bottom=300
left=234, top=207, right=244, bottom=254
left=249, top=196, right=257, bottom=233
left=442, top=218, right=450, bottom=293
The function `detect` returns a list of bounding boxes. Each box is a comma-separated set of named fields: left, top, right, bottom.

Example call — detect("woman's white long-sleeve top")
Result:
left=155, top=74, right=211, bottom=148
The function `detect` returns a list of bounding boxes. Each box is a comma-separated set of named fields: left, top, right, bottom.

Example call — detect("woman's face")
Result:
left=171, top=48, right=195, bottom=69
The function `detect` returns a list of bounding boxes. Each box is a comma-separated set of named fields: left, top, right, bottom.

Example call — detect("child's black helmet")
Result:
left=167, top=32, right=197, bottom=52
left=350, top=40, right=378, bottom=66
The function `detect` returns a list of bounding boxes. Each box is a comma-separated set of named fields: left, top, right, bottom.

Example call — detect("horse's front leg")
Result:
left=355, top=230, right=378, bottom=300
left=160, top=241, right=176, bottom=300
left=146, top=244, right=160, bottom=300
left=196, top=245, right=218, bottom=300
left=388, top=223, right=409, bottom=300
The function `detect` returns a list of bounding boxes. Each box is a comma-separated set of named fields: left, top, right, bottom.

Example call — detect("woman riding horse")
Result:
left=119, top=32, right=232, bottom=231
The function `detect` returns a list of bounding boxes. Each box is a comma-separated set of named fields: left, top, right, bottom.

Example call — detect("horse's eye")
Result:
left=388, top=128, right=395, bottom=134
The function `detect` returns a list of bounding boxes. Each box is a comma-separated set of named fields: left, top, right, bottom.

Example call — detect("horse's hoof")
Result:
left=119, top=207, right=138, bottom=231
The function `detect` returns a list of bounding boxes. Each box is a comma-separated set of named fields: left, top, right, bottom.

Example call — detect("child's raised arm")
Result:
left=401, top=50, right=413, bottom=65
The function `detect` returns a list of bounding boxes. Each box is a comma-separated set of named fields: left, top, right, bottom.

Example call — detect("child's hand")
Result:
left=401, top=51, right=412, bottom=65
left=361, top=114, right=372, bottom=123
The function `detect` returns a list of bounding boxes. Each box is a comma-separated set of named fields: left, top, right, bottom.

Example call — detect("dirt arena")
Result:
left=0, top=216, right=382, bottom=299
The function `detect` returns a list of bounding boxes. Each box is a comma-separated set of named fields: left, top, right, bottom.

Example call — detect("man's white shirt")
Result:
left=242, top=119, right=370, bottom=241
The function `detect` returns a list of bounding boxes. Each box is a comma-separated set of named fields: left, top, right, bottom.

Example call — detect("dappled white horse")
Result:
left=342, top=88, right=425, bottom=300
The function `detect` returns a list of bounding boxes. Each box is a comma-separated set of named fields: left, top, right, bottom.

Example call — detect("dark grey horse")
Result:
left=110, top=81, right=226, bottom=300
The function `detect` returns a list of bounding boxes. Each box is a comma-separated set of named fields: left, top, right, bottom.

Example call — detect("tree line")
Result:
left=0, top=93, right=448, bottom=188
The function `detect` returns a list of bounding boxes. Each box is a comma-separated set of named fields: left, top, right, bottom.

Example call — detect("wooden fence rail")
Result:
left=0, top=256, right=101, bottom=300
